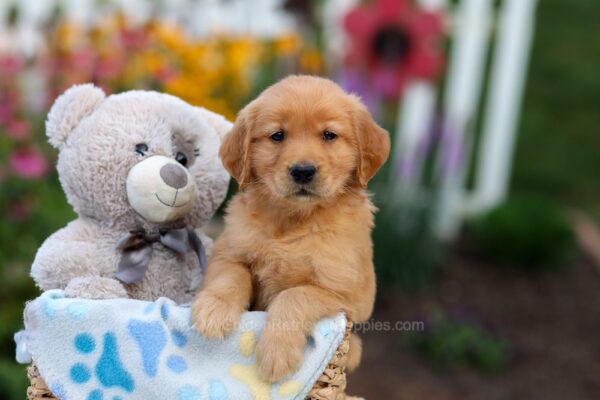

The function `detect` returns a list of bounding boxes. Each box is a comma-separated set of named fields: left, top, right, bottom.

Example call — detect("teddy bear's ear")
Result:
left=195, top=107, right=233, bottom=141
left=46, top=84, right=106, bottom=149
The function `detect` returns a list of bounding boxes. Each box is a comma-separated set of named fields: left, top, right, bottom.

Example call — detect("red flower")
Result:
left=9, top=147, right=49, bottom=180
left=344, top=0, right=445, bottom=98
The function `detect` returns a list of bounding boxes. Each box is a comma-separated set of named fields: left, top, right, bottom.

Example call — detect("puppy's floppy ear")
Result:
left=46, top=84, right=106, bottom=149
left=219, top=104, right=254, bottom=189
left=195, top=106, right=233, bottom=140
left=352, top=96, right=391, bottom=187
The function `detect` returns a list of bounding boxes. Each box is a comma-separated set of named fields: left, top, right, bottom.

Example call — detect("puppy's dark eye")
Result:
left=270, top=131, right=285, bottom=142
left=175, top=152, right=188, bottom=167
left=135, top=143, right=148, bottom=155
left=323, top=131, right=337, bottom=141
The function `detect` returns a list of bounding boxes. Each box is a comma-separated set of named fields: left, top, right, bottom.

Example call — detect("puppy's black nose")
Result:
left=289, top=164, right=317, bottom=184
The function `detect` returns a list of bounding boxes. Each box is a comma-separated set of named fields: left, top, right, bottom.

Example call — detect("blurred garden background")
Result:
left=0, top=0, right=599, bottom=399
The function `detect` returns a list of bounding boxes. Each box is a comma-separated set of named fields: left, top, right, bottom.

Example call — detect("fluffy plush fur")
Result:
left=31, top=84, right=231, bottom=303
left=192, top=75, right=390, bottom=381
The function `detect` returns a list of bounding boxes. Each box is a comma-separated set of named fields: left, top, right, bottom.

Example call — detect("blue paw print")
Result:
left=68, top=331, right=135, bottom=399
left=128, top=301, right=190, bottom=378
left=171, top=330, right=187, bottom=347
left=66, top=299, right=195, bottom=399
left=175, top=381, right=228, bottom=400
left=42, top=296, right=89, bottom=324
left=128, top=320, right=167, bottom=377
left=129, top=300, right=199, bottom=397
left=177, top=385, right=201, bottom=400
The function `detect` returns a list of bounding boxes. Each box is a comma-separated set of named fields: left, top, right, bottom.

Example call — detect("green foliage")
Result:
left=372, top=199, right=443, bottom=290
left=513, top=0, right=600, bottom=215
left=468, top=195, right=576, bottom=269
left=0, top=172, right=75, bottom=398
left=0, top=360, right=28, bottom=400
left=410, top=316, right=510, bottom=372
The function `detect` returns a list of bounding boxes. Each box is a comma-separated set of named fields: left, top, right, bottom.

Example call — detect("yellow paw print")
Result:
left=229, top=330, right=302, bottom=400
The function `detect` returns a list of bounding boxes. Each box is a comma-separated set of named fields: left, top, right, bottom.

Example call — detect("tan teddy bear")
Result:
left=30, top=84, right=232, bottom=303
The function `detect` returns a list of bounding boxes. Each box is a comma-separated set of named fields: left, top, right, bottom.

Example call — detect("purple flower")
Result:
left=337, top=68, right=380, bottom=116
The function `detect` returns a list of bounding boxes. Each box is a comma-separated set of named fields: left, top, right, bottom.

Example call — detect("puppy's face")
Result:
left=249, top=92, right=360, bottom=202
left=221, top=76, right=390, bottom=204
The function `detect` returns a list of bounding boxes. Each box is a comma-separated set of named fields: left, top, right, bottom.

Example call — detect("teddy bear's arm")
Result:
left=63, top=276, right=127, bottom=299
left=31, top=219, right=127, bottom=299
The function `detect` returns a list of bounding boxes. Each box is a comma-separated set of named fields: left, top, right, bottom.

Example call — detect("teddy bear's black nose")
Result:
left=160, top=163, right=188, bottom=189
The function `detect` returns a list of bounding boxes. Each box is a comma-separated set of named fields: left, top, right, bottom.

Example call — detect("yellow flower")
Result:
left=273, top=33, right=301, bottom=56
left=53, top=22, right=83, bottom=53
left=153, top=23, right=189, bottom=51
left=45, top=13, right=312, bottom=120
left=140, top=49, right=168, bottom=75
left=300, top=47, right=324, bottom=74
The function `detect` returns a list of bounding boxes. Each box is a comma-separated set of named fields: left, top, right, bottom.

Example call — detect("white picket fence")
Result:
left=0, top=0, right=538, bottom=240
left=324, top=0, right=537, bottom=239
left=0, top=0, right=298, bottom=55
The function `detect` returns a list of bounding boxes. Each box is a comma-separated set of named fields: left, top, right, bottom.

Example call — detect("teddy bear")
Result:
left=30, top=84, right=232, bottom=304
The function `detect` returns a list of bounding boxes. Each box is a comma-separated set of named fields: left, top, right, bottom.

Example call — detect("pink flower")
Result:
left=0, top=102, right=13, bottom=123
left=70, top=49, right=95, bottom=73
left=344, top=0, right=445, bottom=98
left=6, top=119, right=29, bottom=139
left=0, top=55, right=25, bottom=75
left=120, top=27, right=149, bottom=50
left=9, top=147, right=49, bottom=179
left=96, top=55, right=124, bottom=79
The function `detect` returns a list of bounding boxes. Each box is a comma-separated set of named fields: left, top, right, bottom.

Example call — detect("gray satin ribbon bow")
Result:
left=115, top=228, right=206, bottom=284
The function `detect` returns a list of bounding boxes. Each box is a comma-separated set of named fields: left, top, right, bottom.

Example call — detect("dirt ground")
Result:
left=346, top=253, right=600, bottom=400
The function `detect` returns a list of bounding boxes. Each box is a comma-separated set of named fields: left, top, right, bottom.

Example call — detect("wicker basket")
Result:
left=27, top=322, right=353, bottom=400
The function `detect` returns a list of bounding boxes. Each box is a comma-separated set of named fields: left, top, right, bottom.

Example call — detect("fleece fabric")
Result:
left=19, top=290, right=347, bottom=400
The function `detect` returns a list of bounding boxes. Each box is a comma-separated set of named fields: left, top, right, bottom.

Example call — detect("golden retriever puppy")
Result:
left=192, top=75, right=390, bottom=382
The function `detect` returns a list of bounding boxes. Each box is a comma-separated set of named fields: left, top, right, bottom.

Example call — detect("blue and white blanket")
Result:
left=17, top=290, right=347, bottom=400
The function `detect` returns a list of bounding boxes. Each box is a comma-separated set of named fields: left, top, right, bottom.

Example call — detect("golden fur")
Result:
left=192, top=75, right=390, bottom=382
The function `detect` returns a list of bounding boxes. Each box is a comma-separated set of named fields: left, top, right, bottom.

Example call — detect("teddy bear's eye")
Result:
left=135, top=143, right=148, bottom=156
left=175, top=152, right=188, bottom=167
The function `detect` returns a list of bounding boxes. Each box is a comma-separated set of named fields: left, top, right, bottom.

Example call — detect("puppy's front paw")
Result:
left=256, top=325, right=305, bottom=382
left=191, top=293, right=242, bottom=339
